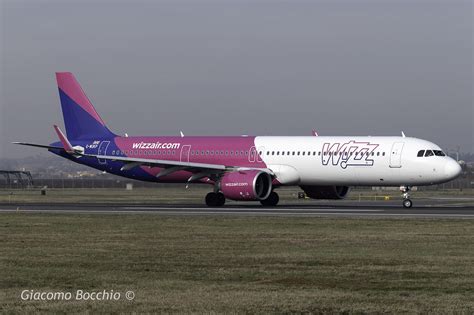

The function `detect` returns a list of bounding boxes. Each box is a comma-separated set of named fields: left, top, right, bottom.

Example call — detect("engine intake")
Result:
left=220, top=170, right=272, bottom=201
left=300, top=185, right=350, bottom=200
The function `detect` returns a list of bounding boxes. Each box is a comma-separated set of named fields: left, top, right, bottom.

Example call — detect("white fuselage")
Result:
left=255, top=136, right=461, bottom=187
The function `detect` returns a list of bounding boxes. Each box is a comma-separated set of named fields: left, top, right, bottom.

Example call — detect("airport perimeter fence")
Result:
left=0, top=178, right=174, bottom=190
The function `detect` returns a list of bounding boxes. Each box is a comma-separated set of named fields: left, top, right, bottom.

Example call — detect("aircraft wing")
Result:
left=81, top=152, right=274, bottom=182
left=87, top=153, right=226, bottom=171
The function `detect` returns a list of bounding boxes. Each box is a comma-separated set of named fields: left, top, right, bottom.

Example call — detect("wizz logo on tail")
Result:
left=322, top=141, right=379, bottom=169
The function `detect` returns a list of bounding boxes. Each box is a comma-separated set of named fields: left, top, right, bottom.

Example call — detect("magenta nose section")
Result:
left=444, top=159, right=462, bottom=180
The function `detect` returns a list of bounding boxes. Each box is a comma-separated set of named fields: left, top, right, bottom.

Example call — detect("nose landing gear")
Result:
left=400, top=186, right=413, bottom=208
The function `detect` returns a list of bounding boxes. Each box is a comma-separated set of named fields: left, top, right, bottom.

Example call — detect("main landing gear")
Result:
left=260, top=191, right=279, bottom=207
left=204, top=191, right=280, bottom=207
left=205, top=192, right=225, bottom=207
left=400, top=186, right=413, bottom=208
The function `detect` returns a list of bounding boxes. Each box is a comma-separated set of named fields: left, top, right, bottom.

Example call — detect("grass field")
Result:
left=1, top=213, right=474, bottom=313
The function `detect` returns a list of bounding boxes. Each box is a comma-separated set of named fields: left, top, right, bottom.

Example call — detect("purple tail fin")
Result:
left=56, top=72, right=115, bottom=140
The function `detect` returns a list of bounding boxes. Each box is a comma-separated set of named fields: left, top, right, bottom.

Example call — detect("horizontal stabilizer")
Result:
left=12, top=142, right=64, bottom=150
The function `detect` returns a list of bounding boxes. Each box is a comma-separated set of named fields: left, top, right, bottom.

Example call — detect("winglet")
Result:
left=311, top=129, right=319, bottom=136
left=53, top=125, right=74, bottom=153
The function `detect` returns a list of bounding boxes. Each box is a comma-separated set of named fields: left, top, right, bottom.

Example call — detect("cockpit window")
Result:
left=424, top=150, right=434, bottom=157
left=434, top=150, right=446, bottom=156
left=417, top=150, right=425, bottom=157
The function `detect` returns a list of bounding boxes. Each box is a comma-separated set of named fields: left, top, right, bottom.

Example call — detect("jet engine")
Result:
left=300, top=185, right=350, bottom=200
left=220, top=170, right=272, bottom=201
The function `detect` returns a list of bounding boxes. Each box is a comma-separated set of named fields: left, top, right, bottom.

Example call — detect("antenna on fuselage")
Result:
left=180, top=131, right=184, bottom=137
left=401, top=131, right=406, bottom=138
left=311, top=129, right=319, bottom=136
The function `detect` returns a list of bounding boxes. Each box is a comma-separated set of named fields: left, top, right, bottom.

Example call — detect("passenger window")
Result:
left=302, top=152, right=305, bottom=156
left=417, top=150, right=424, bottom=157
left=382, top=152, right=385, bottom=156
left=282, top=152, right=285, bottom=155
left=425, top=150, right=434, bottom=157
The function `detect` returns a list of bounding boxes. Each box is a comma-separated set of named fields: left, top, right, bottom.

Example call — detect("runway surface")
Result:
left=1, top=199, right=473, bottom=218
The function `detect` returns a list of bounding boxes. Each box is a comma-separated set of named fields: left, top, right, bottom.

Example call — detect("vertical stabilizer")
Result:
left=56, top=72, right=115, bottom=140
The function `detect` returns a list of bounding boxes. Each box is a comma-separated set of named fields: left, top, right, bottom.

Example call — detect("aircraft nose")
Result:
left=444, top=159, right=462, bottom=180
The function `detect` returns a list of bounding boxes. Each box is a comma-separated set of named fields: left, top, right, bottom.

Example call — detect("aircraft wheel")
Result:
left=205, top=192, right=218, bottom=207
left=205, top=192, right=225, bottom=207
left=216, top=193, right=226, bottom=207
left=403, top=199, right=413, bottom=208
left=260, top=191, right=279, bottom=207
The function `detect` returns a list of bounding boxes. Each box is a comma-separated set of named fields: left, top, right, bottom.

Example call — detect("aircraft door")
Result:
left=249, top=146, right=257, bottom=162
left=98, top=141, right=110, bottom=165
left=389, top=142, right=404, bottom=168
left=180, top=145, right=191, bottom=162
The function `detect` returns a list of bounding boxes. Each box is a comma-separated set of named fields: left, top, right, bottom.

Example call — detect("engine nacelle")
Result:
left=220, top=170, right=272, bottom=201
left=300, top=185, right=350, bottom=200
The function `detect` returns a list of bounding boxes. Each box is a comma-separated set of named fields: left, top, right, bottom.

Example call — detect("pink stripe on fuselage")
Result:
left=56, top=72, right=105, bottom=125
left=114, top=136, right=267, bottom=181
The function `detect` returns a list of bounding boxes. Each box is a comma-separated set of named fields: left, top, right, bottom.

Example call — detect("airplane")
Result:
left=14, top=72, right=462, bottom=208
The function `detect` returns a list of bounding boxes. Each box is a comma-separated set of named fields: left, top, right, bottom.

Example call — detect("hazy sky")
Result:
left=1, top=0, right=472, bottom=159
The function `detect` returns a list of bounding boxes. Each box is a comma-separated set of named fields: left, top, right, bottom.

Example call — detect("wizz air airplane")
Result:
left=15, top=73, right=462, bottom=208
